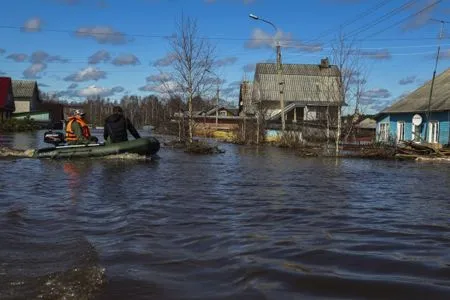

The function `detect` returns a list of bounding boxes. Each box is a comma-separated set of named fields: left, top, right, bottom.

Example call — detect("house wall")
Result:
left=389, top=113, right=415, bottom=141
left=30, top=91, right=40, bottom=112
left=1, top=110, right=13, bottom=121
left=14, top=100, right=30, bottom=113
left=13, top=112, right=50, bottom=121
left=377, top=112, right=449, bottom=145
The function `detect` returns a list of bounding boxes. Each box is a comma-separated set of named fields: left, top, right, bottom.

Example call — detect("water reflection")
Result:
left=62, top=161, right=93, bottom=204
left=0, top=131, right=449, bottom=299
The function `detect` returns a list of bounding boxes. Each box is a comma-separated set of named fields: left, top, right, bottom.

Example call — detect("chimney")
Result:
left=320, top=57, right=329, bottom=68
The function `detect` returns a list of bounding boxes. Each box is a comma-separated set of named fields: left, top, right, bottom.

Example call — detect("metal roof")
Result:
left=382, top=68, right=450, bottom=113
left=253, top=63, right=343, bottom=105
left=12, top=80, right=38, bottom=99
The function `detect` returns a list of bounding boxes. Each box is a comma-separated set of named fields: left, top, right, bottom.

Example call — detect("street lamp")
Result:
left=206, top=69, right=220, bottom=129
left=249, top=13, right=285, bottom=132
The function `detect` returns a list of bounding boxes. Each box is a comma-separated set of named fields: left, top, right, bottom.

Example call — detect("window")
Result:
left=397, top=121, right=405, bottom=142
left=379, top=123, right=389, bottom=142
left=306, top=107, right=317, bottom=120
left=412, top=124, right=421, bottom=142
left=428, top=121, right=439, bottom=143
left=219, top=110, right=227, bottom=116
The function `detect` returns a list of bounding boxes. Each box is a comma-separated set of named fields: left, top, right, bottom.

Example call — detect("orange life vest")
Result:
left=65, top=117, right=91, bottom=142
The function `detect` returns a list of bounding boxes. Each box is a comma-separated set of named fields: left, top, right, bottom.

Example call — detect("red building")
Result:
left=0, top=77, right=15, bottom=121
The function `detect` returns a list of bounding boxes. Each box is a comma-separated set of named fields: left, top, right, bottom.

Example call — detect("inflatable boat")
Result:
left=33, top=131, right=160, bottom=159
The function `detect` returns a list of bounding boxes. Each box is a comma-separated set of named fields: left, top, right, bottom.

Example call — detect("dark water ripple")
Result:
left=0, top=131, right=450, bottom=299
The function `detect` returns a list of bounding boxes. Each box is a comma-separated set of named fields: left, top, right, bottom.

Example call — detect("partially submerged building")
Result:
left=246, top=58, right=344, bottom=139
left=376, top=68, right=450, bottom=145
left=12, top=80, right=41, bottom=113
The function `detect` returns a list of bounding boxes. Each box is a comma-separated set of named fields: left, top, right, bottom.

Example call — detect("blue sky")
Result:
left=0, top=0, right=450, bottom=114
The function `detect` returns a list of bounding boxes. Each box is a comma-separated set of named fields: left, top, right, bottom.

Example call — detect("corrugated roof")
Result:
left=355, top=117, right=376, bottom=129
left=255, top=63, right=341, bottom=76
left=382, top=68, right=450, bottom=113
left=205, top=107, right=238, bottom=116
left=253, top=63, right=343, bottom=105
left=12, top=80, right=38, bottom=99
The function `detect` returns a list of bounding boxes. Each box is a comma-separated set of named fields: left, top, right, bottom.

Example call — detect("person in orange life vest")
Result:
left=65, top=109, right=98, bottom=145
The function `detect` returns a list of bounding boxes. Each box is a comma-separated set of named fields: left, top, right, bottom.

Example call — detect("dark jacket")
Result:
left=104, top=113, right=141, bottom=143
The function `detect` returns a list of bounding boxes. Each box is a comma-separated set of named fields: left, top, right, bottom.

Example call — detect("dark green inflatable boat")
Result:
left=34, top=131, right=160, bottom=159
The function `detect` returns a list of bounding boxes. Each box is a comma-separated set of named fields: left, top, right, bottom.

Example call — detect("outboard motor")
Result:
left=43, top=130, right=65, bottom=146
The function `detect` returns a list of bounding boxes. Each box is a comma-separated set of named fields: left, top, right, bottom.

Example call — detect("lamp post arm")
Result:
left=259, top=18, right=277, bottom=33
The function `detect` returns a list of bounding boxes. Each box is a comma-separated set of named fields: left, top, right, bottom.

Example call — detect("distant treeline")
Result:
left=40, top=92, right=224, bottom=130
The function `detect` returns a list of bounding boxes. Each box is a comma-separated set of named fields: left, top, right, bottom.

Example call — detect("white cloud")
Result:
left=23, top=63, right=47, bottom=79
left=363, top=88, right=392, bottom=99
left=245, top=28, right=322, bottom=52
left=77, top=85, right=124, bottom=97
left=153, top=53, right=177, bottom=67
left=146, top=73, right=172, bottom=82
left=75, top=26, right=128, bottom=44
left=403, top=0, right=439, bottom=30
left=139, top=81, right=179, bottom=94
left=246, top=28, right=291, bottom=49
left=30, top=51, right=68, bottom=63
left=88, top=50, right=111, bottom=64
left=215, top=57, right=238, bottom=67
left=360, top=49, right=391, bottom=60
left=111, top=54, right=140, bottom=66
left=64, top=66, right=106, bottom=82
left=21, top=17, right=42, bottom=32
left=398, top=76, right=417, bottom=85
left=6, top=53, right=28, bottom=62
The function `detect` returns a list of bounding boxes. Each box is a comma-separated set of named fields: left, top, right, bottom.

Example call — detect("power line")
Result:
left=284, top=50, right=441, bottom=58
left=0, top=24, right=447, bottom=44
left=362, top=0, right=443, bottom=40
left=305, top=0, right=395, bottom=43
left=345, top=0, right=417, bottom=38
left=1, top=42, right=448, bottom=62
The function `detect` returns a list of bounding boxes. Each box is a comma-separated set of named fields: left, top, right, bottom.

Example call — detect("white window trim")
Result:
left=379, top=123, right=389, bottom=142
left=428, top=121, right=439, bottom=143
left=397, top=121, right=405, bottom=142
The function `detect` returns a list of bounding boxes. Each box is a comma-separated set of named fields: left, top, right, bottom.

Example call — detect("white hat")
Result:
left=73, top=109, right=85, bottom=116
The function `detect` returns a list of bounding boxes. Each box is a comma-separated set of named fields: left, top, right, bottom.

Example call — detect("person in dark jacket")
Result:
left=103, top=106, right=141, bottom=143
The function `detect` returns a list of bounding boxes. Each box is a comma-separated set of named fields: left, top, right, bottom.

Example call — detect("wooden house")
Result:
left=12, top=80, right=41, bottom=113
left=248, top=58, right=344, bottom=129
left=0, top=77, right=15, bottom=121
left=376, top=68, right=450, bottom=146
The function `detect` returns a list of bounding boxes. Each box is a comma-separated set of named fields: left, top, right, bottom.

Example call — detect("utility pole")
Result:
left=276, top=41, right=285, bottom=132
left=249, top=13, right=285, bottom=132
left=425, top=18, right=448, bottom=142
left=216, top=83, right=219, bottom=129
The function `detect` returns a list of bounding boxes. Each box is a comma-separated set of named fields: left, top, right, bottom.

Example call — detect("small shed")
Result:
left=12, top=80, right=41, bottom=113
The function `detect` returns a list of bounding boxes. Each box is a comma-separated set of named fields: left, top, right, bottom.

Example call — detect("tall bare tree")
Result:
left=330, top=30, right=368, bottom=153
left=164, top=14, right=216, bottom=143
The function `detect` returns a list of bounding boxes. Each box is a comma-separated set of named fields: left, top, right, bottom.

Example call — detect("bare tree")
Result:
left=330, top=30, right=368, bottom=153
left=164, top=14, right=216, bottom=143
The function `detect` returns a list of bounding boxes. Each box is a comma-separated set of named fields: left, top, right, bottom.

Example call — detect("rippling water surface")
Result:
left=1, top=130, right=449, bottom=299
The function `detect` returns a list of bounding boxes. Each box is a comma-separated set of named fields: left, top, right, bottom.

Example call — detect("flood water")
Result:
left=0, top=130, right=449, bottom=299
